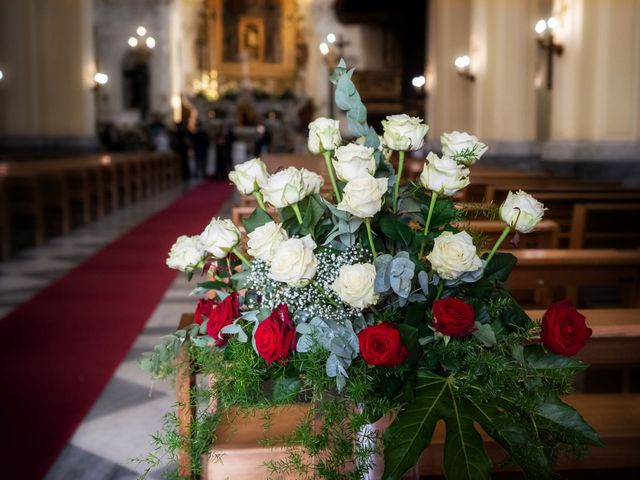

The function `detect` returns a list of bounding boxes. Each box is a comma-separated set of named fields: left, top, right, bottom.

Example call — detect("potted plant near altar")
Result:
left=139, top=60, right=599, bottom=480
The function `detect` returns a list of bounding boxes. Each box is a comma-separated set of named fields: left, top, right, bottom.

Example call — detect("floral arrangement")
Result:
left=141, top=61, right=599, bottom=480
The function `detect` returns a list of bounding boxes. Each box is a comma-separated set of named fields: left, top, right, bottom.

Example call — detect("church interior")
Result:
left=0, top=0, right=639, bottom=479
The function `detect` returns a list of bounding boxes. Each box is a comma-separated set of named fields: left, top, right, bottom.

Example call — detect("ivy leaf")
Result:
left=242, top=207, right=273, bottom=233
left=396, top=323, right=419, bottom=364
left=301, top=194, right=326, bottom=236
left=535, top=394, right=603, bottom=447
left=472, top=322, right=496, bottom=347
left=379, top=214, right=415, bottom=247
left=383, top=371, right=449, bottom=480
left=422, top=198, right=457, bottom=229
left=524, top=344, right=587, bottom=373
left=483, top=253, right=517, bottom=282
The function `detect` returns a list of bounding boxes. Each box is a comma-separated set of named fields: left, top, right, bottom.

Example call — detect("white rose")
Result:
left=441, top=131, right=488, bottom=166
left=337, top=174, right=388, bottom=218
left=500, top=190, right=546, bottom=234
left=381, top=114, right=429, bottom=151
left=331, top=263, right=378, bottom=309
left=301, top=168, right=324, bottom=196
left=247, top=221, right=288, bottom=262
left=308, top=117, right=342, bottom=154
left=419, top=152, right=470, bottom=196
left=427, top=231, right=483, bottom=280
left=268, top=235, right=317, bottom=287
left=166, top=235, right=203, bottom=272
left=332, top=143, right=376, bottom=182
left=260, top=167, right=306, bottom=208
left=356, top=134, right=391, bottom=160
left=228, top=157, right=269, bottom=195
left=198, top=218, right=241, bottom=259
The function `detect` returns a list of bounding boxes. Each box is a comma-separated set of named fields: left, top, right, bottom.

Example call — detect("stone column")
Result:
left=544, top=0, right=640, bottom=174
left=468, top=0, right=540, bottom=159
left=426, top=0, right=472, bottom=144
left=0, top=0, right=97, bottom=149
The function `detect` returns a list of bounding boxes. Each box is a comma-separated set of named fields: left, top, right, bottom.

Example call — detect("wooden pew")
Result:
left=486, top=189, right=640, bottom=245
left=484, top=182, right=623, bottom=203
left=570, top=203, right=640, bottom=249
left=458, top=219, right=560, bottom=249
left=508, top=249, right=640, bottom=308
left=0, top=152, right=180, bottom=258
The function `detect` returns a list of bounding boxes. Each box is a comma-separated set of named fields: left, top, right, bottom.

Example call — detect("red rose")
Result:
left=432, top=297, right=475, bottom=338
left=194, top=298, right=215, bottom=325
left=254, top=304, right=297, bottom=365
left=358, top=322, right=408, bottom=368
left=197, top=293, right=240, bottom=347
left=541, top=299, right=592, bottom=356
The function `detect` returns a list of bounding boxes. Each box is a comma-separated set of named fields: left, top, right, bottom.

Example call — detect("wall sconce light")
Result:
left=94, top=72, right=109, bottom=86
left=326, top=33, right=336, bottom=44
left=319, top=42, right=330, bottom=56
left=535, top=17, right=564, bottom=89
left=411, top=75, right=426, bottom=89
left=454, top=55, right=475, bottom=81
left=0, top=70, right=4, bottom=81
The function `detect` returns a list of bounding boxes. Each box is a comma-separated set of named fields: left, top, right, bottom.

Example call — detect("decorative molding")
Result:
left=541, top=140, right=640, bottom=162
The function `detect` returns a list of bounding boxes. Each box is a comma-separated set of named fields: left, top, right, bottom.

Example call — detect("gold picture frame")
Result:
left=207, top=0, right=296, bottom=82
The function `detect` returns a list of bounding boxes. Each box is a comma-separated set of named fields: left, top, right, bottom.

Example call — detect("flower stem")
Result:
left=364, top=218, right=377, bottom=258
left=423, top=192, right=438, bottom=235
left=291, top=203, right=303, bottom=225
left=435, top=281, right=444, bottom=300
left=369, top=305, right=382, bottom=318
left=392, top=150, right=405, bottom=213
left=484, top=225, right=511, bottom=266
left=322, top=151, right=341, bottom=203
left=418, top=192, right=438, bottom=258
left=231, top=247, right=251, bottom=268
left=253, top=191, right=266, bottom=211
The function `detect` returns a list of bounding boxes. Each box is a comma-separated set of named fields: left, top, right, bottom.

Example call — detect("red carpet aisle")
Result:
left=0, top=181, right=233, bottom=480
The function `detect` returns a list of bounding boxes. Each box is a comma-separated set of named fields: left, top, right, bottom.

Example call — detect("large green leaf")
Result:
left=242, top=207, right=273, bottom=233
left=524, top=345, right=587, bottom=373
left=421, top=198, right=457, bottom=229
left=466, top=397, right=551, bottom=478
left=383, top=371, right=449, bottom=479
left=535, top=395, right=603, bottom=447
left=483, top=252, right=517, bottom=282
left=301, top=194, right=327, bottom=236
left=379, top=214, right=415, bottom=247
left=443, top=397, right=492, bottom=480
left=383, top=372, right=492, bottom=480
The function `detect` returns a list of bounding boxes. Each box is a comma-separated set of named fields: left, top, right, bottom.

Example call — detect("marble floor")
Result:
left=0, top=181, right=238, bottom=480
